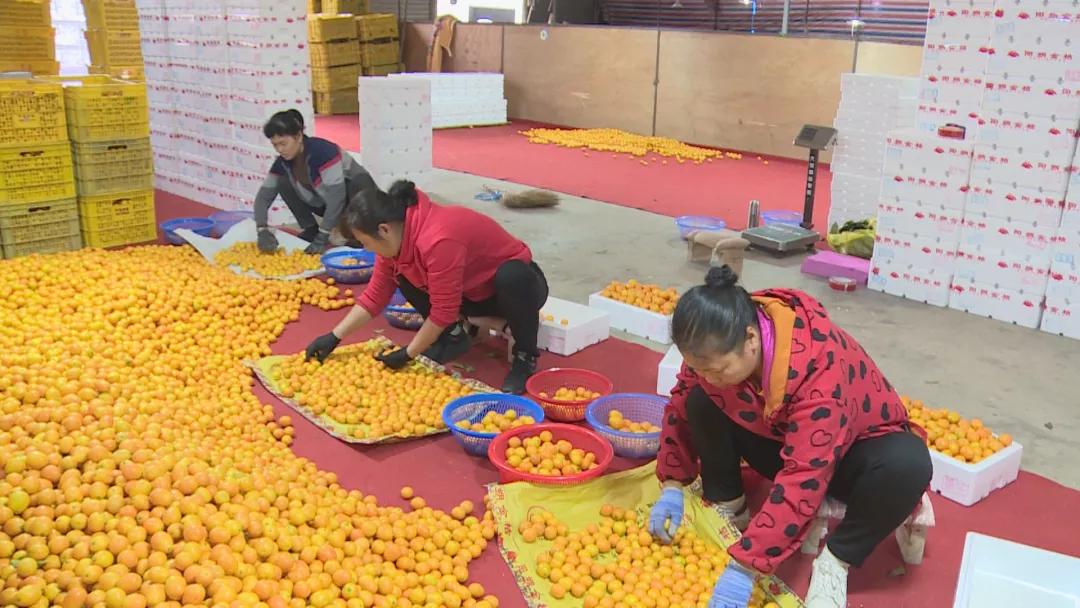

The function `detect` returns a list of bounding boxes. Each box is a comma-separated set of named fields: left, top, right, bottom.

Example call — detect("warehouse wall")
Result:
left=402, top=23, right=924, bottom=159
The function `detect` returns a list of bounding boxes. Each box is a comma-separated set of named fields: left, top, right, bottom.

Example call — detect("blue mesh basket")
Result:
left=675, top=215, right=726, bottom=240
left=320, top=249, right=375, bottom=284
left=384, top=290, right=423, bottom=330
left=761, top=210, right=803, bottom=226
left=585, top=393, right=667, bottom=459
left=208, top=209, right=254, bottom=237
left=442, top=394, right=546, bottom=456
left=160, top=217, right=214, bottom=245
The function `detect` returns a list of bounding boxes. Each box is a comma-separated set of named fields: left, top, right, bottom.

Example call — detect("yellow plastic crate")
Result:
left=0, top=26, right=55, bottom=60
left=0, top=79, right=67, bottom=146
left=1, top=233, right=82, bottom=259
left=0, top=0, right=51, bottom=27
left=78, top=189, right=155, bottom=231
left=308, top=14, right=357, bottom=42
left=306, top=0, right=319, bottom=13
left=88, top=64, right=144, bottom=81
left=81, top=0, right=139, bottom=30
left=356, top=13, right=397, bottom=41
left=361, top=40, right=399, bottom=68
left=77, top=173, right=153, bottom=197
left=0, top=59, right=59, bottom=76
left=0, top=200, right=80, bottom=246
left=323, top=0, right=366, bottom=14
left=82, top=222, right=156, bottom=248
left=49, top=75, right=149, bottom=143
left=362, top=62, right=402, bottom=76
left=73, top=138, right=152, bottom=179
left=0, top=143, right=74, bottom=190
left=84, top=29, right=143, bottom=66
left=314, top=90, right=359, bottom=115
left=309, top=40, right=362, bottom=67
left=311, top=64, right=360, bottom=93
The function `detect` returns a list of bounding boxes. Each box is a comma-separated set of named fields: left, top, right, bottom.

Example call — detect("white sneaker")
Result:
left=707, top=494, right=750, bottom=532
left=805, top=546, right=849, bottom=608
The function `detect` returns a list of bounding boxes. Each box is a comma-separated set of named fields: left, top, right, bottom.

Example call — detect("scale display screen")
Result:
left=795, top=125, right=837, bottom=150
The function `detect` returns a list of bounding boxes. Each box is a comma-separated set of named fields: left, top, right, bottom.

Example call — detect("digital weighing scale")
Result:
left=741, top=124, right=838, bottom=255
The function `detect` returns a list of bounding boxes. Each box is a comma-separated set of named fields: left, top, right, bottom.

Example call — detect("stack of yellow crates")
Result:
left=54, top=76, right=156, bottom=249
left=356, top=14, right=401, bottom=76
left=0, top=78, right=80, bottom=259
left=0, top=0, right=60, bottom=75
left=309, top=14, right=362, bottom=115
left=82, top=0, right=144, bottom=79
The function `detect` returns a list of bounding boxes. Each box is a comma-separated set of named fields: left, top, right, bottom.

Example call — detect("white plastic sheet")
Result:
left=173, top=219, right=326, bottom=281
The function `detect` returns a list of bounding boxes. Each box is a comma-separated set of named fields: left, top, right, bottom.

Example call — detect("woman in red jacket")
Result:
left=304, top=180, right=548, bottom=394
left=648, top=266, right=931, bottom=608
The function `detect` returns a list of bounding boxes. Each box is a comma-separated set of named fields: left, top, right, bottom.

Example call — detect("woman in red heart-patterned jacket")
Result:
left=647, top=265, right=931, bottom=608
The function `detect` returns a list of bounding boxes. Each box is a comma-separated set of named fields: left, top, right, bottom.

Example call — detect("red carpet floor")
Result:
left=155, top=189, right=1080, bottom=607
left=314, top=115, right=832, bottom=231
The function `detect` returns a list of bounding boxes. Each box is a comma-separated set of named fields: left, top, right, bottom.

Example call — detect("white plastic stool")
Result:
left=800, top=492, right=936, bottom=564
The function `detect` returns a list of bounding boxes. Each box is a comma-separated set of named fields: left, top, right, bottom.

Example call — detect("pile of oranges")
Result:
left=539, top=386, right=601, bottom=403
left=607, top=410, right=661, bottom=434
left=454, top=409, right=537, bottom=434
left=215, top=242, right=325, bottom=278
left=523, top=504, right=779, bottom=608
left=521, top=127, right=743, bottom=164
left=271, top=341, right=478, bottom=440
left=0, top=246, right=499, bottom=608
left=903, top=396, right=1013, bottom=464
left=599, top=280, right=679, bottom=315
left=503, top=430, right=599, bottom=477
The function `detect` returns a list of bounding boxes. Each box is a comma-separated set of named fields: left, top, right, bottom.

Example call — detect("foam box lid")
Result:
left=801, top=251, right=871, bottom=283
left=953, top=532, right=1080, bottom=608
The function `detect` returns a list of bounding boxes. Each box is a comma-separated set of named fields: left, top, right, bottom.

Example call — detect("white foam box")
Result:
left=883, top=129, right=975, bottom=182
left=879, top=172, right=972, bottom=210
left=1047, top=257, right=1080, bottom=300
left=877, top=197, right=966, bottom=236
left=225, top=12, right=306, bottom=40
left=953, top=532, right=1080, bottom=608
left=534, top=297, right=610, bottom=356
left=949, top=277, right=1045, bottom=327
left=1041, top=297, right=1080, bottom=338
left=981, top=74, right=1080, bottom=119
left=868, top=259, right=954, bottom=306
left=960, top=211, right=1059, bottom=257
left=974, top=111, right=1079, bottom=154
left=230, top=91, right=314, bottom=122
left=232, top=142, right=276, bottom=174
left=656, top=345, right=683, bottom=396
left=964, top=182, right=1065, bottom=225
left=930, top=441, right=1023, bottom=506
left=874, top=231, right=960, bottom=269
left=919, top=73, right=987, bottom=107
left=588, top=293, right=673, bottom=343
left=969, top=144, right=1072, bottom=192
left=174, top=110, right=230, bottom=140
left=225, top=0, right=305, bottom=17
left=226, top=38, right=308, bottom=66
left=954, top=245, right=1051, bottom=293
left=916, top=101, right=982, bottom=136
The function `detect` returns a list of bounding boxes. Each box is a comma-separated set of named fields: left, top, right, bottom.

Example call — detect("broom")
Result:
left=501, top=189, right=560, bottom=209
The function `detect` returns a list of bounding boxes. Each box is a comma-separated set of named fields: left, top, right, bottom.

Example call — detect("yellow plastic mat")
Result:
left=486, top=461, right=803, bottom=608
left=247, top=337, right=497, bottom=445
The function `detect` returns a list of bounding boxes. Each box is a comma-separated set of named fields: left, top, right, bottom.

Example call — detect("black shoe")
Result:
left=421, top=323, right=472, bottom=364
left=298, top=226, right=320, bottom=242
left=502, top=351, right=538, bottom=394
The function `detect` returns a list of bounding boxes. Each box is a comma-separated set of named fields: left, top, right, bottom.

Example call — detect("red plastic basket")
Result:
left=487, top=423, right=614, bottom=486
left=525, top=368, right=614, bottom=422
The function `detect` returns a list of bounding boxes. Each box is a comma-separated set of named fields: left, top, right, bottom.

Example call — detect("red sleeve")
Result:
left=422, top=239, right=466, bottom=327
left=728, top=397, right=853, bottom=574
left=656, top=365, right=702, bottom=484
left=356, top=256, right=396, bottom=317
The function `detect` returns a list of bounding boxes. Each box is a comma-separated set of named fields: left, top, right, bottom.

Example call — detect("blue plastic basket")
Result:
left=320, top=249, right=375, bottom=284
left=675, top=215, right=727, bottom=240
left=160, top=217, right=214, bottom=245
left=208, top=209, right=254, bottom=237
left=761, top=210, right=803, bottom=226
left=443, top=394, right=546, bottom=456
left=585, top=393, right=667, bottom=459
left=384, top=290, right=423, bottom=330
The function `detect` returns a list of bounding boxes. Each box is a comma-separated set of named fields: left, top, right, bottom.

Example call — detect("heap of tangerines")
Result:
left=902, top=396, right=1013, bottom=464
left=599, top=280, right=679, bottom=315
left=0, top=246, right=499, bottom=608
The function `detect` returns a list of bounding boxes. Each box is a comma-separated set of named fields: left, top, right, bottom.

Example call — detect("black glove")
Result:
left=257, top=229, right=279, bottom=254
left=304, top=231, right=330, bottom=255
left=375, top=347, right=412, bottom=371
left=305, top=332, right=341, bottom=362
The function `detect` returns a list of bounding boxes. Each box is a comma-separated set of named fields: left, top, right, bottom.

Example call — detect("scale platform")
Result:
left=742, top=223, right=821, bottom=252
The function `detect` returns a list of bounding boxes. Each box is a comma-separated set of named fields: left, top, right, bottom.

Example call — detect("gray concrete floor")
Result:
left=419, top=167, right=1080, bottom=489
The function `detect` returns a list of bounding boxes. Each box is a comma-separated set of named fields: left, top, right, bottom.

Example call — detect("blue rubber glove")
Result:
left=647, top=487, right=684, bottom=544
left=708, top=561, right=756, bottom=608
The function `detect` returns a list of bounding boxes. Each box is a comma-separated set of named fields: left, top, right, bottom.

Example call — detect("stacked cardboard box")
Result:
left=0, top=0, right=59, bottom=75
left=356, top=13, right=400, bottom=76
left=83, top=0, right=143, bottom=78
left=309, top=14, right=361, bottom=115
left=829, top=74, right=919, bottom=226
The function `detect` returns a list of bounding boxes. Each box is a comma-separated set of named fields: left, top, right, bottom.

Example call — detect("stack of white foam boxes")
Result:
left=829, top=74, right=919, bottom=227
left=139, top=0, right=313, bottom=220
left=358, top=76, right=433, bottom=190
left=1044, top=147, right=1080, bottom=338
left=387, top=72, right=507, bottom=129
left=52, top=0, right=91, bottom=75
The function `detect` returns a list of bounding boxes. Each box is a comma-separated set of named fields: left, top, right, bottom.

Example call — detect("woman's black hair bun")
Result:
left=387, top=180, right=419, bottom=207
left=704, top=265, right=739, bottom=289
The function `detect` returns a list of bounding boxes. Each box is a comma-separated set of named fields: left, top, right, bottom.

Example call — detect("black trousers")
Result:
left=396, top=260, right=549, bottom=356
left=685, top=386, right=932, bottom=567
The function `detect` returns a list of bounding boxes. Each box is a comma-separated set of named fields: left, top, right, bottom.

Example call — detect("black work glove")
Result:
left=257, top=229, right=279, bottom=254
left=304, top=231, right=330, bottom=255
left=305, top=332, right=341, bottom=362
left=375, top=347, right=412, bottom=371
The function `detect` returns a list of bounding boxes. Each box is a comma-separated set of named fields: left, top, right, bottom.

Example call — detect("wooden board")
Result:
left=855, top=41, right=924, bottom=77
left=502, top=25, right=658, bottom=135
left=654, top=31, right=855, bottom=160
left=402, top=22, right=504, bottom=73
